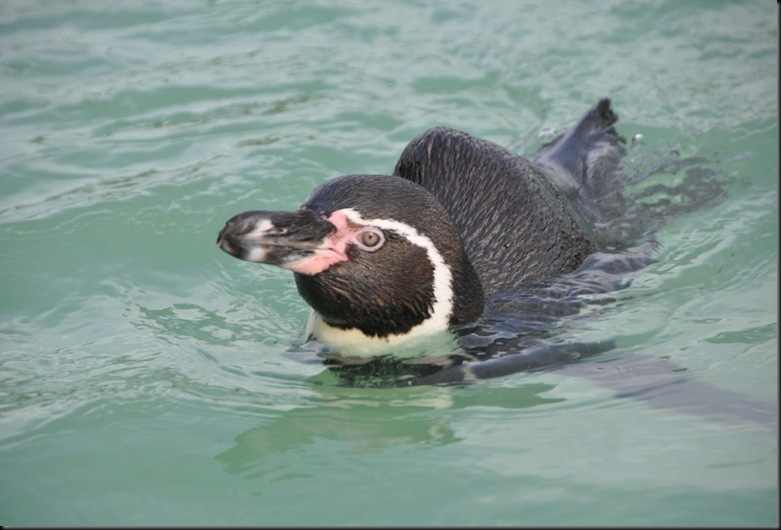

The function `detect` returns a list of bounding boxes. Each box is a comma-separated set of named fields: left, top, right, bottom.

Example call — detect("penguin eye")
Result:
left=354, top=227, right=385, bottom=252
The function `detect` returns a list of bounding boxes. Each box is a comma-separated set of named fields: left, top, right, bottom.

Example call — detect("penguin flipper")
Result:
left=532, top=98, right=627, bottom=199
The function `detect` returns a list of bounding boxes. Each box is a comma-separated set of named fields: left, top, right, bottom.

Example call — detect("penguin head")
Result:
left=217, top=174, right=484, bottom=355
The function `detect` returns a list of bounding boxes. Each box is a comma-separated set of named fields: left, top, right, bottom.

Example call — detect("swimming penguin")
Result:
left=217, top=99, right=726, bottom=386
left=218, top=99, right=628, bottom=360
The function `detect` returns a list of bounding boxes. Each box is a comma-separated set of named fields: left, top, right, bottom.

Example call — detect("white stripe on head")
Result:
left=306, top=207, right=455, bottom=356
left=341, top=208, right=454, bottom=332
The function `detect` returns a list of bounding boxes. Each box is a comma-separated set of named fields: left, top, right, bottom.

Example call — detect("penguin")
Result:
left=216, top=99, right=677, bottom=384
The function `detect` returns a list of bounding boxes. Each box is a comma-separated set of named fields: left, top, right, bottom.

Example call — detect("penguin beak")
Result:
left=217, top=209, right=349, bottom=275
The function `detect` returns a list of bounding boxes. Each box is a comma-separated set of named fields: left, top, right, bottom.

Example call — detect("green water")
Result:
left=0, top=0, right=777, bottom=526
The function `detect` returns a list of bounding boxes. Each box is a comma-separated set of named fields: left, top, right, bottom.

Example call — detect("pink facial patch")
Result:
left=282, top=210, right=355, bottom=275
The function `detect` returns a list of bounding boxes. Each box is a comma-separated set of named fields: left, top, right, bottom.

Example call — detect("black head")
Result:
left=217, top=174, right=484, bottom=354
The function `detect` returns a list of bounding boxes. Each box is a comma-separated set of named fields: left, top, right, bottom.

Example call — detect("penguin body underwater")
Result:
left=217, top=98, right=718, bottom=384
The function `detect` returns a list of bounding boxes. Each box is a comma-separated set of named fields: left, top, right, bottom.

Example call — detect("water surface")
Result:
left=0, top=1, right=777, bottom=526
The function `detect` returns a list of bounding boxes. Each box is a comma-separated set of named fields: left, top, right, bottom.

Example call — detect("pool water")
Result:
left=0, top=1, right=777, bottom=526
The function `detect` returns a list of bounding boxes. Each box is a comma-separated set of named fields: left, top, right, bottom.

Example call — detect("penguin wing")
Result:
left=532, top=98, right=629, bottom=227
left=392, top=124, right=595, bottom=296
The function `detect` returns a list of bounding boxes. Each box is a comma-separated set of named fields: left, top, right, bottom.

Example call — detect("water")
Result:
left=0, top=0, right=777, bottom=526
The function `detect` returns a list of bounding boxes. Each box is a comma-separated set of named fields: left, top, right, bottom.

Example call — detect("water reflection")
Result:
left=215, top=382, right=562, bottom=476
